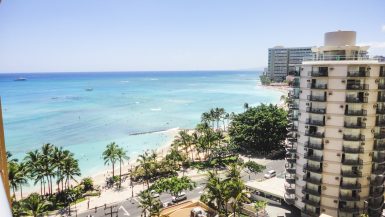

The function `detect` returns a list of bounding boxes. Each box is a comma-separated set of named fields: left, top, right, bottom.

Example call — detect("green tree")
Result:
left=116, top=147, right=130, bottom=188
left=254, top=200, right=267, bottom=216
left=200, top=171, right=229, bottom=215
left=229, top=104, right=287, bottom=156
left=152, top=176, right=196, bottom=197
left=138, top=190, right=161, bottom=217
left=62, top=155, right=81, bottom=190
left=81, top=177, right=94, bottom=192
left=136, top=151, right=156, bottom=188
left=102, top=142, right=119, bottom=178
left=22, top=193, right=51, bottom=217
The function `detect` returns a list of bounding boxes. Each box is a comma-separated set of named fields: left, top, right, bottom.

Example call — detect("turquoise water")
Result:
left=0, top=71, right=282, bottom=176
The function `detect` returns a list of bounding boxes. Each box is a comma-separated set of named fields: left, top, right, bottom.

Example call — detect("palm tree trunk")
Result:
left=20, top=185, right=23, bottom=199
left=119, top=160, right=122, bottom=188
left=112, top=162, right=115, bottom=177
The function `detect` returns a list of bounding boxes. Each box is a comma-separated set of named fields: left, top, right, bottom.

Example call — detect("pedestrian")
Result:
left=87, top=199, right=90, bottom=209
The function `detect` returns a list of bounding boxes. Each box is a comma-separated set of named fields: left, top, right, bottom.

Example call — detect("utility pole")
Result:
left=105, top=205, right=118, bottom=217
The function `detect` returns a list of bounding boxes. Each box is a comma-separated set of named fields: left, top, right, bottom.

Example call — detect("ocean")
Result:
left=0, top=71, right=282, bottom=177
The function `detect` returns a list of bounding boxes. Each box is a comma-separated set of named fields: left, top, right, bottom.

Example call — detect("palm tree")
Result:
left=40, top=143, right=55, bottom=195
left=24, top=150, right=45, bottom=195
left=136, top=151, right=155, bottom=188
left=22, top=193, right=51, bottom=217
left=243, top=102, right=249, bottom=112
left=62, top=156, right=81, bottom=190
left=228, top=179, right=250, bottom=217
left=174, top=130, right=193, bottom=160
left=52, top=146, right=66, bottom=193
left=8, top=161, right=19, bottom=198
left=16, top=161, right=29, bottom=199
left=116, top=147, right=130, bottom=188
left=201, top=171, right=229, bottom=214
left=102, top=142, right=119, bottom=178
left=138, top=190, right=158, bottom=217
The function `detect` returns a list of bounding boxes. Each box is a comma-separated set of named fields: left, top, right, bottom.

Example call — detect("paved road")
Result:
left=73, top=160, right=286, bottom=217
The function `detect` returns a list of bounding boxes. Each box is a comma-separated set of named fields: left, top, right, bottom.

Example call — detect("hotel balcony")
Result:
left=371, top=186, right=385, bottom=198
left=287, top=115, right=299, bottom=121
left=372, top=165, right=385, bottom=175
left=341, top=170, right=362, bottom=178
left=372, top=156, right=385, bottom=164
left=304, top=154, right=323, bottom=162
left=373, top=142, right=385, bottom=151
left=286, top=167, right=296, bottom=174
left=288, top=103, right=299, bottom=110
left=371, top=176, right=385, bottom=187
left=285, top=175, right=296, bottom=184
left=302, top=197, right=320, bottom=207
left=345, top=109, right=367, bottom=116
left=341, top=158, right=363, bottom=165
left=368, top=197, right=384, bottom=211
left=375, top=119, right=385, bottom=127
left=309, top=83, right=328, bottom=90
left=304, top=141, right=324, bottom=150
left=378, top=95, right=385, bottom=102
left=303, top=176, right=322, bottom=185
left=287, top=137, right=297, bottom=142
left=303, top=163, right=322, bottom=174
left=345, top=96, right=368, bottom=103
left=286, top=146, right=296, bottom=153
left=343, top=134, right=365, bottom=141
left=347, top=70, right=369, bottom=77
left=305, top=131, right=325, bottom=138
left=286, top=125, right=298, bottom=132
left=346, top=84, right=369, bottom=90
left=284, top=193, right=295, bottom=205
left=306, top=107, right=326, bottom=114
left=340, top=182, right=361, bottom=190
left=378, top=84, right=385, bottom=90
left=286, top=155, right=296, bottom=164
left=380, top=67, right=385, bottom=77
left=342, top=146, right=364, bottom=154
left=306, top=119, right=325, bottom=126
left=344, top=122, right=366, bottom=129
left=290, top=93, right=300, bottom=99
left=310, top=70, right=328, bottom=77
left=339, top=194, right=360, bottom=201
left=303, top=54, right=372, bottom=61
left=307, top=95, right=327, bottom=102
left=284, top=183, right=295, bottom=194
left=374, top=132, right=385, bottom=139
left=302, top=187, right=321, bottom=196
left=301, top=208, right=319, bottom=217
left=339, top=206, right=360, bottom=214
left=377, top=108, right=385, bottom=114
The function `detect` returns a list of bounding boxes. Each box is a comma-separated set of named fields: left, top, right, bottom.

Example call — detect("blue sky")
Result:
left=0, top=0, right=384, bottom=72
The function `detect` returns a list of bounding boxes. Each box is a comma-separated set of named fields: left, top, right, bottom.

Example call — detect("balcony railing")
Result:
left=310, top=70, right=328, bottom=77
left=340, top=182, right=361, bottom=190
left=303, top=54, right=376, bottom=61
left=285, top=176, right=295, bottom=184
left=303, top=164, right=322, bottom=173
left=345, top=109, right=367, bottom=116
left=374, top=142, right=385, bottom=151
left=368, top=197, right=385, bottom=211
left=342, top=146, right=364, bottom=153
left=374, top=133, right=385, bottom=139
left=304, top=154, right=323, bottom=162
left=308, top=83, right=328, bottom=89
left=305, top=131, right=325, bottom=138
left=303, top=176, right=322, bottom=185
left=377, top=108, right=385, bottom=114
left=284, top=184, right=295, bottom=194
left=370, top=186, right=385, bottom=198
left=301, top=208, right=319, bottom=217
left=378, top=84, right=385, bottom=90
left=286, top=167, right=296, bottom=174
left=291, top=82, right=300, bottom=88
left=371, top=177, right=385, bottom=187
left=376, top=120, right=385, bottom=127
left=301, top=197, right=320, bottom=207
left=343, top=134, right=365, bottom=141
left=341, top=158, right=363, bottom=165
left=372, top=166, right=385, bottom=175
left=378, top=96, right=385, bottom=102
left=306, top=107, right=326, bottom=114
left=307, top=95, right=327, bottom=102
left=347, top=71, right=369, bottom=77
left=339, top=194, right=360, bottom=201
left=344, top=122, right=366, bottom=128
left=372, top=156, right=385, bottom=164
left=306, top=119, right=325, bottom=126
left=339, top=206, right=360, bottom=213
left=341, top=170, right=362, bottom=177
left=345, top=96, right=368, bottom=103
left=302, top=187, right=321, bottom=196
left=304, top=142, right=324, bottom=150
left=286, top=126, right=298, bottom=131
left=284, top=193, right=295, bottom=204
left=346, top=84, right=369, bottom=90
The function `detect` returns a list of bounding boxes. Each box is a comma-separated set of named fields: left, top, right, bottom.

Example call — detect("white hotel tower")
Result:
left=284, top=31, right=385, bottom=217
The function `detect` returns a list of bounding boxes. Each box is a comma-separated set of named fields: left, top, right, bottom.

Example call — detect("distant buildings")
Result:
left=285, top=30, right=385, bottom=217
left=267, top=46, right=313, bottom=82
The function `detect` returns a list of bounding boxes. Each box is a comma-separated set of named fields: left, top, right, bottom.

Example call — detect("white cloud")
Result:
left=382, top=25, right=385, bottom=32
left=358, top=42, right=385, bottom=48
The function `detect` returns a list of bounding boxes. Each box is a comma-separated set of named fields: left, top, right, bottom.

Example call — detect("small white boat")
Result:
left=14, top=77, right=27, bottom=81
left=85, top=88, right=93, bottom=91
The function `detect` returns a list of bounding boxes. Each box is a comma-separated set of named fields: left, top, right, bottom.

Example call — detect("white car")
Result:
left=264, top=170, right=276, bottom=179
left=172, top=192, right=187, bottom=203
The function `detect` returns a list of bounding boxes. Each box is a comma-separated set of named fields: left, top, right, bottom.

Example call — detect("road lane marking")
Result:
left=119, top=205, right=130, bottom=216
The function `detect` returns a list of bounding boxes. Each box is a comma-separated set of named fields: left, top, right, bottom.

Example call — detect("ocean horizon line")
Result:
left=0, top=69, right=263, bottom=75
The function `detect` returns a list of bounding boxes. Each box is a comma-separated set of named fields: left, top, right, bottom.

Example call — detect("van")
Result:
left=264, top=170, right=276, bottom=179
left=172, top=192, right=187, bottom=203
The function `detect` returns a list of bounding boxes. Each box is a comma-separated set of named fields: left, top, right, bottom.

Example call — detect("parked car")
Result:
left=264, top=170, right=276, bottom=179
left=172, top=192, right=187, bottom=203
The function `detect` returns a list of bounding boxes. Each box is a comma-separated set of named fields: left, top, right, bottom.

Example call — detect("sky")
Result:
left=0, top=0, right=384, bottom=73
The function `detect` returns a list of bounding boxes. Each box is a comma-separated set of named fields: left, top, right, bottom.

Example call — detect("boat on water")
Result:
left=14, top=77, right=27, bottom=81
left=85, top=88, right=93, bottom=91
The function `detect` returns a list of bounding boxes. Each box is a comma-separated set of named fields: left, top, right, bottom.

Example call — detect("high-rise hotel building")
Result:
left=284, top=31, right=385, bottom=217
